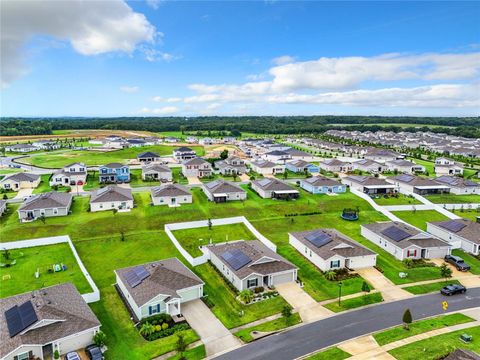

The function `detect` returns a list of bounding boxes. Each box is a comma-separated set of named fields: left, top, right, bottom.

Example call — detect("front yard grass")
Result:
left=425, top=193, right=480, bottom=204
left=234, top=313, right=302, bottom=342
left=167, top=345, right=206, bottom=360
left=391, top=210, right=449, bottom=231
left=373, top=194, right=421, bottom=206
left=0, top=243, right=92, bottom=298
left=388, top=326, right=480, bottom=360
left=172, top=223, right=257, bottom=257
left=374, top=313, right=475, bottom=346
left=323, top=292, right=383, bottom=312
left=305, top=347, right=351, bottom=360
left=452, top=249, right=480, bottom=275
left=403, top=280, right=462, bottom=295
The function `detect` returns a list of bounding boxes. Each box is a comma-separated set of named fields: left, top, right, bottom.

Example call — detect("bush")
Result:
left=138, top=313, right=172, bottom=327
left=145, top=323, right=190, bottom=341
left=253, top=286, right=264, bottom=294
left=93, top=330, right=107, bottom=347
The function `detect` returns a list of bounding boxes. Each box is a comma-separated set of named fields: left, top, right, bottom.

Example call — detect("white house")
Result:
left=250, top=160, right=285, bottom=175
left=49, top=162, right=87, bottom=186
left=251, top=178, right=299, bottom=199
left=352, top=159, right=387, bottom=173
left=173, top=147, right=196, bottom=163
left=319, top=159, right=353, bottom=173
left=364, top=148, right=402, bottom=163
left=289, top=229, right=377, bottom=271
left=202, top=179, right=246, bottom=203
left=262, top=150, right=292, bottom=164
left=115, top=258, right=204, bottom=321
left=142, top=163, right=172, bottom=182
left=427, top=219, right=479, bottom=255
left=0, top=173, right=40, bottom=191
left=300, top=176, right=346, bottom=194
left=434, top=157, right=464, bottom=176
left=181, top=157, right=213, bottom=178
left=18, top=192, right=72, bottom=221
left=89, top=185, right=134, bottom=212
left=151, top=184, right=192, bottom=206
left=434, top=176, right=480, bottom=195
left=387, top=174, right=450, bottom=195
left=5, top=144, right=38, bottom=153
left=386, top=159, right=425, bottom=174
left=343, top=175, right=396, bottom=195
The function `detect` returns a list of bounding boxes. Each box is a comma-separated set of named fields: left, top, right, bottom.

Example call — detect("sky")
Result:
left=1, top=0, right=479, bottom=117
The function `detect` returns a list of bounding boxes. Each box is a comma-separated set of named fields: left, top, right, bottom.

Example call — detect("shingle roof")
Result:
left=174, top=147, right=194, bottom=152
left=252, top=178, right=297, bottom=192
left=435, top=176, right=480, bottom=188
left=303, top=175, right=342, bottom=187
left=429, top=219, right=480, bottom=244
left=183, top=157, right=211, bottom=166
left=203, top=179, right=245, bottom=194
left=344, top=175, right=393, bottom=186
left=90, top=185, right=133, bottom=203
left=287, top=159, right=311, bottom=168
left=137, top=151, right=160, bottom=159
left=142, top=163, right=171, bottom=174
left=0, top=283, right=100, bottom=358
left=321, top=159, right=348, bottom=166
left=115, top=258, right=203, bottom=307
left=19, top=192, right=72, bottom=211
left=0, top=173, right=39, bottom=183
left=251, top=160, right=277, bottom=168
left=266, top=150, right=289, bottom=156
left=102, top=162, right=127, bottom=169
left=151, top=184, right=191, bottom=198
left=392, top=174, right=445, bottom=187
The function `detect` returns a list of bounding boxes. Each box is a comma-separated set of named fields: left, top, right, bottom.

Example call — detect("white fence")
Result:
left=164, top=216, right=277, bottom=266
left=1, top=235, right=100, bottom=303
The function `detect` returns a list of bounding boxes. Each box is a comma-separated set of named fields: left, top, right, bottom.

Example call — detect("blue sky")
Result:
left=1, top=1, right=479, bottom=117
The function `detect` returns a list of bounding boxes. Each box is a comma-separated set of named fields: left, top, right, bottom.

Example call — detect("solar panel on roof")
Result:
left=397, top=174, right=414, bottom=182
left=134, top=266, right=150, bottom=281
left=125, top=269, right=142, bottom=288
left=258, top=178, right=272, bottom=186
left=439, top=220, right=467, bottom=233
left=305, top=231, right=332, bottom=248
left=381, top=226, right=411, bottom=242
left=221, top=249, right=252, bottom=270
left=5, top=300, right=38, bottom=338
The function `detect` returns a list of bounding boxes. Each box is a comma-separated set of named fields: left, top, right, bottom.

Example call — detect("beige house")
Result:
left=0, top=173, right=40, bottom=191
left=151, top=184, right=192, bottom=206
left=89, top=186, right=134, bottom=212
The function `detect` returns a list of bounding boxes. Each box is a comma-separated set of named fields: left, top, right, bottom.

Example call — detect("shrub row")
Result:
left=144, top=323, right=190, bottom=341
left=285, top=211, right=322, bottom=217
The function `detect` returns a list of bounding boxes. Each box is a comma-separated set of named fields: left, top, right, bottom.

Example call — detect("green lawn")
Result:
left=305, top=347, right=351, bottom=360
left=403, top=280, right=462, bottom=295
left=275, top=169, right=310, bottom=180
left=425, top=193, right=480, bottom=204
left=391, top=210, right=449, bottom=231
left=455, top=210, right=480, bottom=223
left=0, top=168, right=25, bottom=175
left=388, top=326, right=480, bottom=360
left=172, top=223, right=257, bottom=257
left=172, top=167, right=188, bottom=185
left=234, top=313, right=302, bottom=342
left=374, top=313, right=475, bottom=346
left=452, top=250, right=480, bottom=275
left=373, top=194, right=421, bottom=206
left=323, top=292, right=383, bottom=312
left=18, top=145, right=205, bottom=168
left=0, top=244, right=92, bottom=297
left=167, top=345, right=206, bottom=360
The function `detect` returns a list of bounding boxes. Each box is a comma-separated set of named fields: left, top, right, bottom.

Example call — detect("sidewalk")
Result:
left=355, top=267, right=412, bottom=301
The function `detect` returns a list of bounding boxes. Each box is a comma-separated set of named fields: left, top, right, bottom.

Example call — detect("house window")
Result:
left=53, top=208, right=58, bottom=215
left=149, top=304, right=161, bottom=315
left=407, top=249, right=417, bottom=257
left=17, top=352, right=30, bottom=360
left=99, top=204, right=103, bottom=209
left=247, top=278, right=258, bottom=288
left=330, top=260, right=341, bottom=268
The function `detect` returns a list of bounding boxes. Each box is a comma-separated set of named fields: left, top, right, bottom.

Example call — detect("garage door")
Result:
left=271, top=272, right=294, bottom=286
left=428, top=248, right=449, bottom=259
left=59, top=331, right=95, bottom=354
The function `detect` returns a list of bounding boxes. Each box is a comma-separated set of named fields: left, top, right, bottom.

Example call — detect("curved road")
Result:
left=214, top=287, right=480, bottom=360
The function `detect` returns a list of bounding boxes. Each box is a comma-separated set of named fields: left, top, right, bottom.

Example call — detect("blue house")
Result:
left=99, top=162, right=130, bottom=183
left=286, top=160, right=319, bottom=174
left=300, top=175, right=346, bottom=194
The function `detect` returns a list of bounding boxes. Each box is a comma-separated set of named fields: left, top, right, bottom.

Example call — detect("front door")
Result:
left=421, top=249, right=427, bottom=258
left=263, top=275, right=269, bottom=287
left=171, top=197, right=176, bottom=204
left=168, top=301, right=180, bottom=316
left=42, top=343, right=53, bottom=360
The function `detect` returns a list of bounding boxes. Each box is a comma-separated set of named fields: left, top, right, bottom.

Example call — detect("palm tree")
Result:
left=139, top=322, right=155, bottom=337
left=239, top=290, right=254, bottom=304
left=325, top=271, right=337, bottom=281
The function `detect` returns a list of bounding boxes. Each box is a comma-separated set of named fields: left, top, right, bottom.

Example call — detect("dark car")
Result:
left=444, top=255, right=471, bottom=271
left=65, top=352, right=81, bottom=360
left=85, top=345, right=104, bottom=360
left=441, top=284, right=467, bottom=296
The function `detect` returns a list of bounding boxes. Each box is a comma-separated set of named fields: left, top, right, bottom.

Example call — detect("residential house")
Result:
left=137, top=152, right=161, bottom=163
left=182, top=157, right=213, bottom=178
left=434, top=157, right=464, bottom=176
left=251, top=178, right=299, bottom=199
left=0, top=200, right=6, bottom=216
left=286, top=160, right=319, bottom=174
left=164, top=137, right=180, bottom=143
left=387, top=174, right=450, bottom=195
left=98, top=163, right=130, bottom=183
left=427, top=219, right=479, bottom=255
left=32, top=140, right=60, bottom=150
left=386, top=159, right=425, bottom=174
left=353, top=159, right=386, bottom=174
left=319, top=159, right=353, bottom=173
left=206, top=240, right=297, bottom=291
left=5, top=144, right=38, bottom=153
left=361, top=221, right=451, bottom=260
left=223, top=136, right=236, bottom=144
left=262, top=150, right=291, bottom=164
left=173, top=147, right=196, bottom=163
left=90, top=185, right=133, bottom=212
left=142, top=163, right=172, bottom=182
left=151, top=184, right=192, bottom=206
left=202, top=179, right=246, bottom=203
left=0, top=173, right=40, bottom=191
left=185, top=136, right=198, bottom=144
left=199, top=137, right=215, bottom=145
left=115, top=258, right=204, bottom=321
left=284, top=148, right=316, bottom=162
left=215, top=156, right=247, bottom=175
left=0, top=283, right=101, bottom=360
left=343, top=175, right=396, bottom=195
left=434, top=176, right=480, bottom=195
left=289, top=229, right=377, bottom=271
left=364, top=148, right=402, bottom=163
left=250, top=160, right=285, bottom=175
left=49, top=163, right=87, bottom=186
left=18, top=192, right=73, bottom=221
left=300, top=176, right=346, bottom=194
left=126, top=138, right=146, bottom=147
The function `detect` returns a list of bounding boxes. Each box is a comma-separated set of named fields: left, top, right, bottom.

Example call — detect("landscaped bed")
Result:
left=323, top=292, right=384, bottom=312
left=234, top=312, right=302, bottom=342
left=137, top=313, right=191, bottom=341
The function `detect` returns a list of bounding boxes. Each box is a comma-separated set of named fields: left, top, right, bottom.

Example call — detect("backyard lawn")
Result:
left=403, top=280, right=462, bottom=295
left=0, top=243, right=92, bottom=297
left=391, top=210, right=449, bottom=231
left=323, top=292, right=383, bottom=312
left=373, top=194, right=421, bottom=206
left=455, top=209, right=480, bottom=222
left=234, top=313, right=302, bottom=342
left=172, top=223, right=257, bottom=257
left=425, top=193, right=480, bottom=204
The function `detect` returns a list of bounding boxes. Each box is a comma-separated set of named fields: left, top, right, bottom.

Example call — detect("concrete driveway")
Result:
left=355, top=267, right=412, bottom=302
left=13, top=188, right=33, bottom=200
left=430, top=258, right=473, bottom=278
left=181, top=299, right=240, bottom=357
left=276, top=282, right=332, bottom=323
left=187, top=176, right=202, bottom=185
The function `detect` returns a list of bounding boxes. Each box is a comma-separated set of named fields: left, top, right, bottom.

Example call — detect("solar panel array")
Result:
left=436, top=176, right=456, bottom=185
left=125, top=266, right=150, bottom=288
left=258, top=178, right=273, bottom=187
left=206, top=180, right=222, bottom=189
left=439, top=220, right=467, bottom=233
left=396, top=174, right=415, bottom=182
left=381, top=226, right=411, bottom=242
left=5, top=300, right=38, bottom=338
left=305, top=231, right=333, bottom=248
left=221, top=249, right=252, bottom=270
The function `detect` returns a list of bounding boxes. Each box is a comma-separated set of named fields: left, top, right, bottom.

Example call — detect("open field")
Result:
left=425, top=193, right=480, bottom=204
left=391, top=210, right=449, bottom=231
left=0, top=243, right=92, bottom=297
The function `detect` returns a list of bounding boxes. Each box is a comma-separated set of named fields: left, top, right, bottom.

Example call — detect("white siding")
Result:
left=152, top=195, right=193, bottom=206
left=90, top=199, right=134, bottom=212
left=427, top=223, right=479, bottom=255
left=116, top=273, right=142, bottom=320
left=57, top=329, right=98, bottom=355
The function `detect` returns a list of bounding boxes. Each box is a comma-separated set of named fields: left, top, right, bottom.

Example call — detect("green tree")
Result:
left=139, top=322, right=155, bottom=337
left=220, top=149, right=229, bottom=160
left=402, top=309, right=413, bottom=330
left=239, top=290, right=254, bottom=304
left=325, top=270, right=337, bottom=281
left=440, top=263, right=453, bottom=282
left=93, top=330, right=107, bottom=347
left=282, top=305, right=293, bottom=324
left=2, top=248, right=11, bottom=261
left=176, top=333, right=187, bottom=359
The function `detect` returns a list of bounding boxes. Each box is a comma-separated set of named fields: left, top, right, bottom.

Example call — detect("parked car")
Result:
left=85, top=344, right=104, bottom=360
left=440, top=284, right=467, bottom=296
left=444, top=255, right=471, bottom=271
left=65, top=352, right=81, bottom=360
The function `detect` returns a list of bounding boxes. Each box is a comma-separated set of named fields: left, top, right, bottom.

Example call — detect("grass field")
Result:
left=391, top=210, right=449, bottom=231
left=234, top=313, right=302, bottom=342
left=403, top=280, right=462, bottom=295
left=306, top=347, right=351, bottom=360
left=323, top=292, right=383, bottom=312
left=172, top=223, right=257, bottom=257
left=388, top=326, right=480, bottom=360
left=455, top=210, right=480, bottom=223
left=0, top=243, right=92, bottom=298
left=373, top=313, right=475, bottom=346
left=425, top=193, right=480, bottom=204
left=373, top=194, right=421, bottom=205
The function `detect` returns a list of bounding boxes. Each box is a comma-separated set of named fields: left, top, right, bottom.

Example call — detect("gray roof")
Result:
left=90, top=185, right=133, bottom=203
left=303, top=175, right=342, bottom=187
left=321, top=159, right=348, bottom=166
left=285, top=148, right=310, bottom=157
left=290, top=228, right=375, bottom=260
left=204, top=179, right=245, bottom=195
left=7, top=144, right=37, bottom=150
left=287, top=159, right=311, bottom=168
left=344, top=175, right=393, bottom=187
left=19, top=192, right=72, bottom=211
left=363, top=221, right=450, bottom=249
left=392, top=174, right=445, bottom=187
left=251, top=160, right=277, bottom=168
left=151, top=184, right=191, bottom=198
left=183, top=157, right=211, bottom=166
left=174, top=147, right=194, bottom=153
left=355, top=159, right=383, bottom=167
left=386, top=159, right=417, bottom=167
left=0, top=283, right=101, bottom=358
left=142, top=163, right=171, bottom=174
left=207, top=240, right=296, bottom=280
left=138, top=151, right=160, bottom=159
left=1, top=173, right=39, bottom=183
left=435, top=176, right=480, bottom=189
left=429, top=219, right=480, bottom=244
left=252, top=178, right=297, bottom=192
left=102, top=162, right=127, bottom=169
left=115, top=258, right=203, bottom=307
left=266, top=150, right=289, bottom=156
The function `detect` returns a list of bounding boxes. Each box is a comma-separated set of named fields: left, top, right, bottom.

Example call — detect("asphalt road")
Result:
left=215, top=287, right=480, bottom=360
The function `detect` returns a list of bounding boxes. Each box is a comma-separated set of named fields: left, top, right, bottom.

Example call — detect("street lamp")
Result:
left=338, top=281, right=343, bottom=306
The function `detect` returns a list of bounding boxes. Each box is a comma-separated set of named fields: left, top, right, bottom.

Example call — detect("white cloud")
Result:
left=152, top=96, right=182, bottom=103
left=1, top=0, right=156, bottom=87
left=120, top=86, right=139, bottom=93
left=271, top=55, right=295, bottom=65
left=142, top=48, right=180, bottom=62
left=146, top=0, right=163, bottom=10
left=139, top=106, right=179, bottom=115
